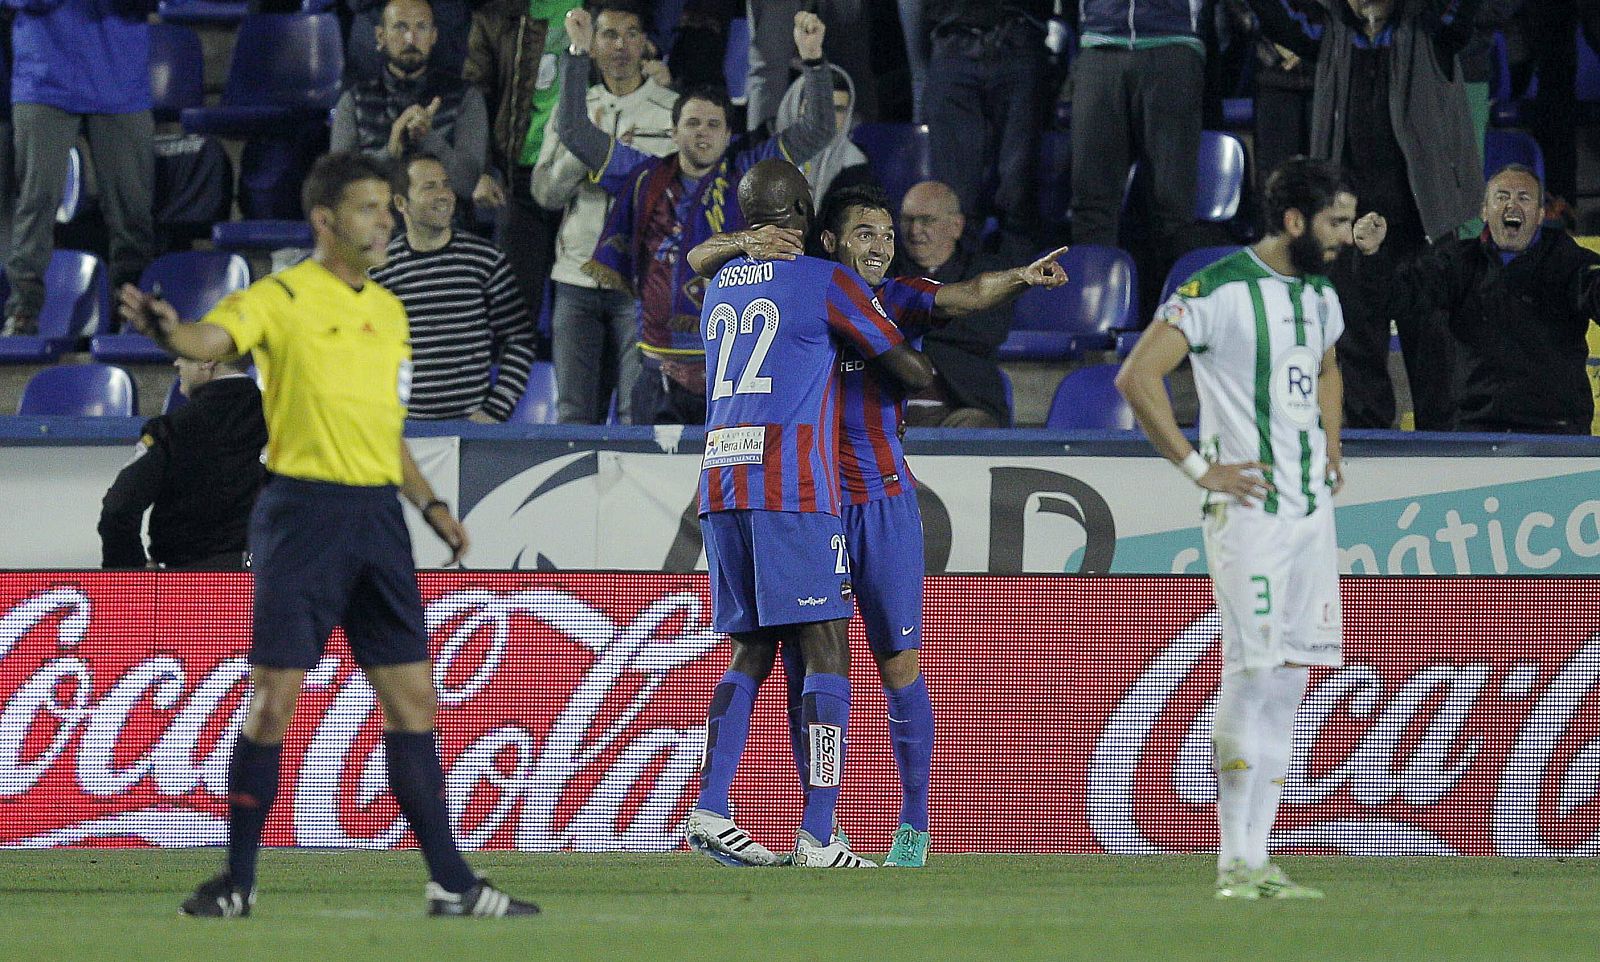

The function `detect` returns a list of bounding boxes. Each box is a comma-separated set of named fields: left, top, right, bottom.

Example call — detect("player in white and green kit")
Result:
left=1117, top=158, right=1358, bottom=901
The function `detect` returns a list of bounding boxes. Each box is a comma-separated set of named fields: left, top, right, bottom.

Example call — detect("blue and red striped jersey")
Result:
left=837, top=275, right=942, bottom=504
left=698, top=255, right=905, bottom=515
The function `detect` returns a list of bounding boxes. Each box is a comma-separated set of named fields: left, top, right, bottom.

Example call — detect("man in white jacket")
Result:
left=531, top=0, right=675, bottom=424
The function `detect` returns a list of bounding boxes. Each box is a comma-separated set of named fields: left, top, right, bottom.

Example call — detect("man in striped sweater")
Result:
left=372, top=152, right=536, bottom=421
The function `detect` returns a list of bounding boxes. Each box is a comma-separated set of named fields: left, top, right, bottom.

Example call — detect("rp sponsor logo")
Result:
left=797, top=596, right=829, bottom=606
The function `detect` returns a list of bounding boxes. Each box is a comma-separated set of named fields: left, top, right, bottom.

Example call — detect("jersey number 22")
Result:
left=706, top=298, right=780, bottom=400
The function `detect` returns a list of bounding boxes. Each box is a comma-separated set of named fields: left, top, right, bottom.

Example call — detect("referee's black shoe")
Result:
left=426, top=879, right=540, bottom=917
left=180, top=872, right=254, bottom=917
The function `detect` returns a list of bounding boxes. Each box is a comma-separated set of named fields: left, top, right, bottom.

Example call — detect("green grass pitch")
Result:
left=1, top=850, right=1596, bottom=961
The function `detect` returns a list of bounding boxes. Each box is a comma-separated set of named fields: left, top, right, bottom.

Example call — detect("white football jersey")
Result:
left=1159, top=248, right=1344, bottom=518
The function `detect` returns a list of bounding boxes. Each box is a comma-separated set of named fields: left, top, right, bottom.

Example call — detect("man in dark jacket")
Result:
left=1350, top=164, right=1599, bottom=434
left=896, top=180, right=1013, bottom=426
left=330, top=0, right=488, bottom=208
left=1248, top=0, right=1486, bottom=430
left=99, top=355, right=268, bottom=569
left=3, top=0, right=155, bottom=336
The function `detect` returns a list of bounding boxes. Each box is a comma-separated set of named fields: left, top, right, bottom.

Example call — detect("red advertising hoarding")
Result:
left=1, top=573, right=1597, bottom=856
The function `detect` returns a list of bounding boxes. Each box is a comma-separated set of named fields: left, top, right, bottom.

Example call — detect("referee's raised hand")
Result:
left=117, top=282, right=179, bottom=338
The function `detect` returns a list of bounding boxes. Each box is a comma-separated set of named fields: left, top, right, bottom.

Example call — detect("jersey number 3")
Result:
left=706, top=298, right=780, bottom=400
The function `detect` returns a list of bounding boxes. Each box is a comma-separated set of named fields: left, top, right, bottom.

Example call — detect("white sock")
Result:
left=1212, top=668, right=1266, bottom=872
left=1245, top=665, right=1309, bottom=869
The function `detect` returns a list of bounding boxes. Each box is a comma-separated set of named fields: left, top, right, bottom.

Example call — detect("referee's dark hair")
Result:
left=301, top=151, right=396, bottom=217
left=1262, top=158, right=1353, bottom=237
left=818, top=183, right=893, bottom=240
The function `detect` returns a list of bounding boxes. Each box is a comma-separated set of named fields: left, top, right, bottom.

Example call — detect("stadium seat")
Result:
left=1000, top=245, right=1137, bottom=361
left=1193, top=131, right=1247, bottom=222
left=850, top=123, right=932, bottom=210
left=181, top=14, right=343, bottom=138
left=1126, top=130, right=1246, bottom=223
left=998, top=368, right=1014, bottom=424
left=1114, top=328, right=1140, bottom=359
left=1483, top=128, right=1545, bottom=183
left=18, top=363, right=137, bottom=416
left=157, top=0, right=251, bottom=27
left=92, top=251, right=251, bottom=363
left=300, top=0, right=337, bottom=11
left=0, top=251, right=110, bottom=364
left=164, top=377, right=188, bottom=414
left=1158, top=245, right=1243, bottom=309
left=1036, top=129, right=1073, bottom=235
left=212, top=219, right=315, bottom=251
left=724, top=18, right=751, bottom=103
left=150, top=23, right=205, bottom=123
left=1222, top=97, right=1254, bottom=128
left=1044, top=363, right=1138, bottom=430
left=56, top=146, right=82, bottom=224
left=1579, top=28, right=1600, bottom=107
left=507, top=361, right=559, bottom=424
left=1490, top=31, right=1533, bottom=127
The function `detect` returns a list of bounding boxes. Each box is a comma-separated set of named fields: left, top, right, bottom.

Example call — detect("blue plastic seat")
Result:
left=1044, top=363, right=1137, bottom=430
left=1126, top=130, right=1247, bottom=223
left=724, top=17, right=751, bottom=103
left=1159, top=245, right=1243, bottom=309
left=212, top=219, right=315, bottom=251
left=1036, top=129, right=1073, bottom=234
left=18, top=363, right=138, bottom=416
left=1000, top=245, right=1137, bottom=361
left=1483, top=128, right=1546, bottom=183
left=157, top=0, right=251, bottom=27
left=92, top=251, right=251, bottom=363
left=0, top=251, right=111, bottom=364
left=150, top=22, right=205, bottom=123
left=181, top=14, right=343, bottom=138
left=164, top=377, right=188, bottom=414
left=507, top=361, right=559, bottom=424
left=56, top=146, right=82, bottom=224
left=850, top=123, right=932, bottom=210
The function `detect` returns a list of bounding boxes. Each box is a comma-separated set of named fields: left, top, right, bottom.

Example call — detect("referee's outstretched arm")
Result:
left=117, top=284, right=239, bottom=362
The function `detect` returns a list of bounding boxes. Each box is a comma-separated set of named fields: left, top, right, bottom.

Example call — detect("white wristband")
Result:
left=1179, top=451, right=1209, bottom=483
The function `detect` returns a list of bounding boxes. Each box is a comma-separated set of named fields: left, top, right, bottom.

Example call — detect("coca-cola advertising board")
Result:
left=2, top=572, right=1597, bottom=856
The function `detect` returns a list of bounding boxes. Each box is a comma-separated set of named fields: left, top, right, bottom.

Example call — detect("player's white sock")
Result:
left=1246, top=665, right=1309, bottom=868
left=1212, top=668, right=1266, bottom=872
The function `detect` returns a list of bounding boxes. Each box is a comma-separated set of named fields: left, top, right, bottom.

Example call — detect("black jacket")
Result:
left=1353, top=227, right=1600, bottom=433
left=99, top=376, right=268, bottom=568
left=897, top=241, right=1014, bottom=425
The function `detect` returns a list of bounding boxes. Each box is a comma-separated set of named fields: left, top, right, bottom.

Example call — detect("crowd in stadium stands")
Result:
left=2, top=0, right=1599, bottom=434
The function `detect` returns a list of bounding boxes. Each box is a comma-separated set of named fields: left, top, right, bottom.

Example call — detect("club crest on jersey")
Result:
left=1274, top=345, right=1320, bottom=429
left=702, top=426, right=765, bottom=468
left=1160, top=301, right=1187, bottom=326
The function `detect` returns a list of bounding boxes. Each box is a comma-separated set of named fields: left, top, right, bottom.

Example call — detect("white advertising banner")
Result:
left=455, top=447, right=1600, bottom=575
left=0, top=436, right=459, bottom=569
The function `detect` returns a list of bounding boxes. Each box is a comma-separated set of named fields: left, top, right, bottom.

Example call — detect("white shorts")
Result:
left=1202, top=502, right=1343, bottom=674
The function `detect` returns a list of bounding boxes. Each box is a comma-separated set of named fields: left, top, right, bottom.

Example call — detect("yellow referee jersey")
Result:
left=204, top=258, right=410, bottom=487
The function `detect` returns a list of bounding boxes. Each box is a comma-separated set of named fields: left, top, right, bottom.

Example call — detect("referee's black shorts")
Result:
left=248, top=475, right=429, bottom=670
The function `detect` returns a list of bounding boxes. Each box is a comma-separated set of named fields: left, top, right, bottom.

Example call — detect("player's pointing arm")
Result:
left=930, top=245, right=1070, bottom=318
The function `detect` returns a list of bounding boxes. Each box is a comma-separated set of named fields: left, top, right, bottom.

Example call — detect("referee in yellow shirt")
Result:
left=119, top=153, right=537, bottom=919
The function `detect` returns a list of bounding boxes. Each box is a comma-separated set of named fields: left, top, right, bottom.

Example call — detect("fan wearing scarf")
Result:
left=553, top=7, right=840, bottom=425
